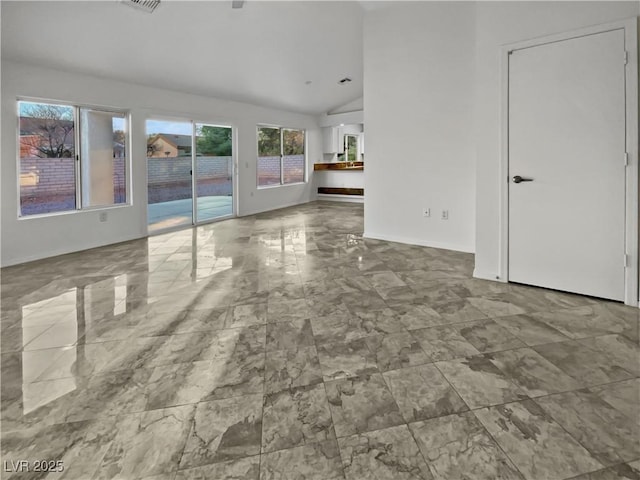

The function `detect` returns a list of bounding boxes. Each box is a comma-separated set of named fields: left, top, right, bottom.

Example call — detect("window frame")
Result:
left=344, top=134, right=359, bottom=163
left=16, top=98, right=131, bottom=219
left=256, top=124, right=306, bottom=189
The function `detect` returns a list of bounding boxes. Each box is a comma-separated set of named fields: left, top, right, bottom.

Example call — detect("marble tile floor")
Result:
left=1, top=201, right=639, bottom=480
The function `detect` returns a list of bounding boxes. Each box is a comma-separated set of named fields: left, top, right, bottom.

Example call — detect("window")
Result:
left=18, top=100, right=128, bottom=217
left=283, top=129, right=305, bottom=184
left=257, top=126, right=305, bottom=187
left=338, top=134, right=359, bottom=163
left=257, top=126, right=281, bottom=187
left=345, top=134, right=358, bottom=162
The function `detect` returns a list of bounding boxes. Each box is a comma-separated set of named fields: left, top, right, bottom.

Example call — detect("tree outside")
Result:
left=258, top=127, right=281, bottom=156
left=283, top=129, right=304, bottom=156
left=114, top=129, right=126, bottom=147
left=19, top=102, right=75, bottom=158
left=346, top=135, right=357, bottom=162
left=196, top=125, right=232, bottom=156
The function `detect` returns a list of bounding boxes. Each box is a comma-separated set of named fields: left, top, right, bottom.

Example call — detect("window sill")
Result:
left=257, top=181, right=307, bottom=190
left=18, top=203, right=132, bottom=221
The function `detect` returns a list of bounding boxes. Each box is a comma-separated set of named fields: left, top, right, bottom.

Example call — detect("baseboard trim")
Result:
left=473, top=268, right=506, bottom=283
left=1, top=232, right=147, bottom=268
left=363, top=231, right=474, bottom=254
left=239, top=199, right=314, bottom=217
left=317, top=194, right=364, bottom=204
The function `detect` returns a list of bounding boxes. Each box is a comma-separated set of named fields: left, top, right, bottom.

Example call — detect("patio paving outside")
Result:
left=148, top=196, right=233, bottom=232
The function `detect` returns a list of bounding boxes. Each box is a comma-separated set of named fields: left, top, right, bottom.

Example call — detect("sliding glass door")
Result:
left=195, top=124, right=233, bottom=222
left=146, top=119, right=193, bottom=232
left=146, top=119, right=234, bottom=233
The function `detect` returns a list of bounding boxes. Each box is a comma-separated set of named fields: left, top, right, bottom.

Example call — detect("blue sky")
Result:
left=19, top=101, right=73, bottom=119
left=19, top=102, right=206, bottom=136
left=20, top=101, right=128, bottom=133
left=113, top=117, right=125, bottom=131
left=146, top=120, right=192, bottom=136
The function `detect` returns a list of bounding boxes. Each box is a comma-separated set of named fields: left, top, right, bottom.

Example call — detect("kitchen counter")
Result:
left=313, top=163, right=364, bottom=203
left=314, top=162, right=364, bottom=171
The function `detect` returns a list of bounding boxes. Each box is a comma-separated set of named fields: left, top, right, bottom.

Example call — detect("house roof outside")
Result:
left=21, top=116, right=125, bottom=157
left=151, top=134, right=192, bottom=149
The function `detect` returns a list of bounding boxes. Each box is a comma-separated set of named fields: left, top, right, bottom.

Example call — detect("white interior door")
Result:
left=508, top=29, right=626, bottom=301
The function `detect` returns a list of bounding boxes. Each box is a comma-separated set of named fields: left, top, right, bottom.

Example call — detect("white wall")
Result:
left=473, top=1, right=640, bottom=280
left=318, top=110, right=364, bottom=128
left=362, top=0, right=638, bottom=263
left=315, top=170, right=364, bottom=193
left=328, top=97, right=364, bottom=115
left=1, top=61, right=321, bottom=266
left=363, top=2, right=476, bottom=252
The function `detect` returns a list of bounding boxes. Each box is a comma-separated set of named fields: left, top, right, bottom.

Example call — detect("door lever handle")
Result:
left=513, top=175, right=533, bottom=184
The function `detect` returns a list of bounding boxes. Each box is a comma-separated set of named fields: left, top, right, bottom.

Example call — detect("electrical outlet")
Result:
left=423, top=208, right=430, bottom=217
left=99, top=212, right=108, bottom=222
left=441, top=210, right=449, bottom=220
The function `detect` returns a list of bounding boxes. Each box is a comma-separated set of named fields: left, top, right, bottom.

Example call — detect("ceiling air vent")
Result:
left=122, top=0, right=160, bottom=13
left=338, top=77, right=352, bottom=85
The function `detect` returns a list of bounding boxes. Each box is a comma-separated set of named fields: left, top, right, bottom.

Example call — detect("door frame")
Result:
left=498, top=18, right=639, bottom=306
left=144, top=113, right=238, bottom=235
left=192, top=121, right=237, bottom=225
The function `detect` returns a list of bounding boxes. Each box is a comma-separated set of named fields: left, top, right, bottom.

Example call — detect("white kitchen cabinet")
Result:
left=322, top=127, right=344, bottom=154
left=337, top=128, right=345, bottom=154
left=322, top=127, right=337, bottom=154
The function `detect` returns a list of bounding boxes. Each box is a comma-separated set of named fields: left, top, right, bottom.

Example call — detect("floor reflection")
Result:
left=1, top=223, right=242, bottom=413
left=1, top=202, right=638, bottom=480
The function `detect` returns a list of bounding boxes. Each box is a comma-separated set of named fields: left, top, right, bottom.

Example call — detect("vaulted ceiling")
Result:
left=1, top=1, right=365, bottom=115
